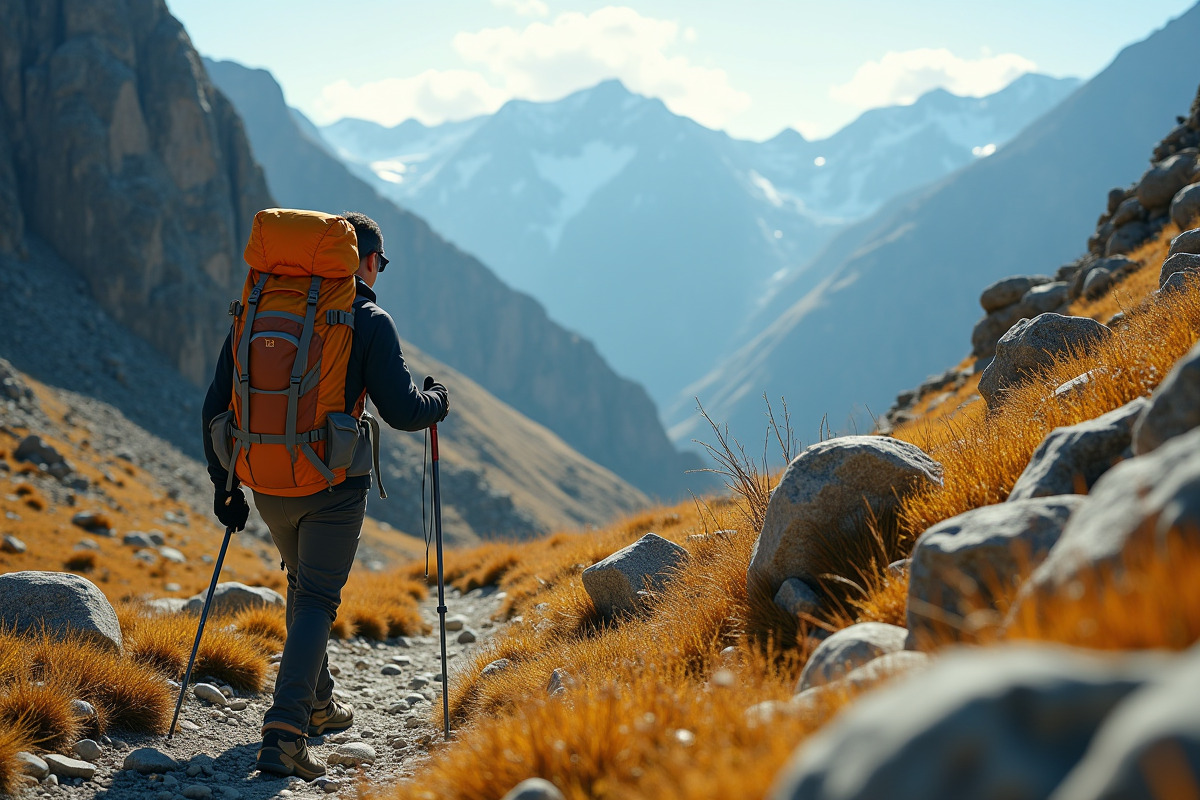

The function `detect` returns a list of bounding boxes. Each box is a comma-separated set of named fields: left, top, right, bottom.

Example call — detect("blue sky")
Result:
left=167, top=0, right=1196, bottom=140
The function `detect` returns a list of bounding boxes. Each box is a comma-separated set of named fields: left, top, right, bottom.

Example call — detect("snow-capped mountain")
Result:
left=321, top=75, right=1078, bottom=408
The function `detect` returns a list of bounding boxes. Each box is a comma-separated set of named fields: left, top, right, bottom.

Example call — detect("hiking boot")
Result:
left=308, top=698, right=354, bottom=736
left=256, top=730, right=326, bottom=781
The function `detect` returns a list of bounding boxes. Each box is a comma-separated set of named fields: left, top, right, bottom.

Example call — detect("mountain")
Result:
left=669, top=3, right=1200, bottom=447
left=203, top=59, right=704, bottom=500
left=319, top=76, right=1077, bottom=407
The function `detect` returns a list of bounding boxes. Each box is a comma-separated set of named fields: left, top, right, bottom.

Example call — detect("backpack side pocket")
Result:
left=208, top=410, right=236, bottom=470
left=324, top=412, right=360, bottom=472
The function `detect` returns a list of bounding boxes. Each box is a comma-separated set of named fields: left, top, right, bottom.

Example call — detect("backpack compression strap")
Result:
left=225, top=273, right=270, bottom=493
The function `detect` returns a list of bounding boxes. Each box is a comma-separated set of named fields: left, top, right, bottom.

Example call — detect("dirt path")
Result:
left=26, top=587, right=501, bottom=800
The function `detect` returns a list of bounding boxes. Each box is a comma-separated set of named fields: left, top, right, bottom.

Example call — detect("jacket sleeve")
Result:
left=201, top=330, right=236, bottom=490
left=360, top=304, right=447, bottom=431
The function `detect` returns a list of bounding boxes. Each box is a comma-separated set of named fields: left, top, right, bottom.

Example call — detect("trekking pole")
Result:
left=430, top=423, right=451, bottom=741
left=166, top=524, right=233, bottom=741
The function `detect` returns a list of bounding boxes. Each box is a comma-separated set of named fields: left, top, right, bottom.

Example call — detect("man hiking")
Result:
left=201, top=209, right=448, bottom=780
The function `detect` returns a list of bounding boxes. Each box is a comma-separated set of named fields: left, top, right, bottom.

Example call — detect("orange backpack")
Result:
left=211, top=208, right=385, bottom=498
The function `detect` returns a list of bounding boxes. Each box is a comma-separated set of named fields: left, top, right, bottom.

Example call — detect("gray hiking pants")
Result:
left=254, top=487, right=367, bottom=735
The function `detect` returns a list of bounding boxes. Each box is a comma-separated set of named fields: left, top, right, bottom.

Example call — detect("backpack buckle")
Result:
left=228, top=300, right=243, bottom=318
left=307, top=287, right=320, bottom=305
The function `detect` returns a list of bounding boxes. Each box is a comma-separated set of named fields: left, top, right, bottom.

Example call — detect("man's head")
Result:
left=344, top=211, right=387, bottom=288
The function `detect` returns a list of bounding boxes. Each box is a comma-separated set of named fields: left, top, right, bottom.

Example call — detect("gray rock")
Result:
left=158, top=546, right=186, bottom=564
left=1105, top=221, right=1150, bottom=256
left=480, top=658, right=512, bottom=678
left=748, top=437, right=942, bottom=599
left=70, top=511, right=112, bottom=535
left=500, top=778, right=566, bottom=800
left=547, top=668, right=574, bottom=696
left=71, top=699, right=97, bottom=721
left=971, top=304, right=1025, bottom=360
left=184, top=582, right=284, bottom=615
left=1157, top=267, right=1200, bottom=298
left=1133, top=341, right=1200, bottom=455
left=316, top=777, right=342, bottom=794
left=1137, top=152, right=1196, bottom=210
left=193, top=683, right=228, bottom=706
left=0, top=571, right=122, bottom=652
left=381, top=665, right=402, bottom=676
left=73, top=739, right=102, bottom=762
left=14, top=435, right=66, bottom=467
left=582, top=532, right=688, bottom=617
left=1012, top=427, right=1200, bottom=616
left=408, top=676, right=429, bottom=690
left=773, top=578, right=822, bottom=621
left=839, top=650, right=932, bottom=690
left=979, top=276, right=1052, bottom=313
left=797, top=623, right=907, bottom=692
left=906, top=497, right=1084, bottom=647
left=2, top=534, right=26, bottom=553
left=1019, top=280, right=1069, bottom=314
left=769, top=645, right=1169, bottom=800
left=17, top=752, right=49, bottom=779
left=123, top=531, right=155, bottom=548
left=1158, top=251, right=1200, bottom=288
left=444, top=615, right=467, bottom=632
left=1170, top=181, right=1200, bottom=229
left=1010, top=398, right=1149, bottom=499
left=1051, top=368, right=1107, bottom=400
left=457, top=628, right=477, bottom=644
left=979, top=314, right=1112, bottom=410
left=1167, top=227, right=1200, bottom=257
left=327, top=742, right=375, bottom=767
left=1050, top=644, right=1200, bottom=800
left=43, top=754, right=96, bottom=780
left=183, top=785, right=212, bottom=799
left=1109, top=196, right=1144, bottom=227
left=1069, top=256, right=1134, bottom=301
left=146, top=597, right=190, bottom=615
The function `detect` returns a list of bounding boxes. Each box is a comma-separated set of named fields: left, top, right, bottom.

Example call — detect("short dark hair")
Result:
left=343, top=211, right=384, bottom=258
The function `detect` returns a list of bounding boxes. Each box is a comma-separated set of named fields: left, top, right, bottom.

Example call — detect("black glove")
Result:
left=423, top=375, right=449, bottom=422
left=214, top=487, right=250, bottom=532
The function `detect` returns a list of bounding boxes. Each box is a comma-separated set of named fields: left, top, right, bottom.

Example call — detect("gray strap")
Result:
left=257, top=310, right=305, bottom=325
left=223, top=439, right=243, bottom=493
left=300, top=442, right=337, bottom=488
left=361, top=411, right=387, bottom=499
left=286, top=277, right=323, bottom=460
left=234, top=274, right=270, bottom=468
left=232, top=428, right=325, bottom=445
left=326, top=309, right=355, bottom=328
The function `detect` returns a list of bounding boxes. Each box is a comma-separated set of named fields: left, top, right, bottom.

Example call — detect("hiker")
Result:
left=201, top=209, right=449, bottom=780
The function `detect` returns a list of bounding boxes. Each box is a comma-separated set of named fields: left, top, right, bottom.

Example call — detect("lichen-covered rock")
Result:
left=582, top=533, right=688, bottom=617
left=747, top=437, right=942, bottom=599
left=979, top=314, right=1112, bottom=410
left=797, top=622, right=907, bottom=692
left=1010, top=398, right=1148, bottom=500
left=0, top=571, right=122, bottom=652
left=1132, top=340, right=1200, bottom=455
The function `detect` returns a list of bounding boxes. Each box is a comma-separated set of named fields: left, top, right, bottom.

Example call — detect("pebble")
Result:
left=70, top=699, right=97, bottom=720
left=187, top=764, right=203, bottom=777
left=155, top=791, right=174, bottom=800
left=183, top=784, right=212, bottom=799
left=124, top=748, right=178, bottom=774
left=386, top=702, right=407, bottom=714
left=180, top=720, right=200, bottom=732
left=404, top=693, right=428, bottom=706
left=327, top=742, right=376, bottom=767
left=315, top=777, right=342, bottom=793
left=73, top=739, right=102, bottom=762
left=229, top=700, right=248, bottom=711
left=444, top=615, right=466, bottom=632
left=194, top=683, right=228, bottom=706
left=165, top=582, right=182, bottom=592
left=408, top=676, right=429, bottom=690
left=381, top=665, right=402, bottom=676
left=355, top=659, right=369, bottom=670
left=1, top=534, right=26, bottom=553
left=45, top=773, right=59, bottom=786
left=391, top=655, right=412, bottom=666
left=481, top=658, right=512, bottom=678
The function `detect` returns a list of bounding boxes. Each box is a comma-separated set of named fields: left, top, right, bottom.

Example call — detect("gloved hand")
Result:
left=423, top=375, right=449, bottom=422
left=214, top=487, right=250, bottom=532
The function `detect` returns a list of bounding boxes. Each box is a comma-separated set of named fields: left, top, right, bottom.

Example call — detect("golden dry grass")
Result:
left=0, top=676, right=81, bottom=752
left=119, top=607, right=267, bottom=692
left=330, top=570, right=431, bottom=640
left=0, top=722, right=33, bottom=795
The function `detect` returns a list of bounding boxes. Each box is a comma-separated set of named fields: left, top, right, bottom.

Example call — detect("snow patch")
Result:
left=531, top=141, right=637, bottom=248
left=454, top=154, right=491, bottom=190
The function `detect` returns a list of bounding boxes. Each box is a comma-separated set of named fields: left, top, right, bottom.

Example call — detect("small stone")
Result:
left=165, top=582, right=181, bottom=593
left=194, top=683, right=228, bottom=706
left=457, top=628, right=477, bottom=644
left=547, top=668, right=573, bottom=696
left=386, top=702, right=407, bottom=714
left=316, top=777, right=341, bottom=793
left=158, top=547, right=186, bottom=564
left=183, top=784, right=212, bottom=799
left=444, top=615, right=466, bottom=632
left=381, top=664, right=402, bottom=676
left=355, top=659, right=369, bottom=670
left=229, top=699, right=247, bottom=711
left=46, top=773, right=59, bottom=786
left=500, top=778, right=566, bottom=800
left=408, top=676, right=429, bottom=690
left=480, top=658, right=512, bottom=678
left=405, top=717, right=422, bottom=729
left=43, top=754, right=96, bottom=780
left=70, top=699, right=97, bottom=721
left=73, top=739, right=102, bottom=762
left=17, top=752, right=49, bottom=779
left=123, top=748, right=179, bottom=774
left=155, top=791, right=174, bottom=800
left=187, top=763, right=203, bottom=777
left=180, top=720, right=200, bottom=731
left=390, top=655, right=412, bottom=666
left=1, top=534, right=26, bottom=554
left=404, top=693, right=427, bottom=706
left=327, top=742, right=376, bottom=767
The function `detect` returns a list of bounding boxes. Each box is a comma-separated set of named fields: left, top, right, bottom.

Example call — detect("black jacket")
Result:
left=201, top=277, right=446, bottom=492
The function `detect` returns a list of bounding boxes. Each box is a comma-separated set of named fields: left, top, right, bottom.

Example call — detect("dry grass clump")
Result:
left=332, top=571, right=430, bottom=640
left=232, top=605, right=288, bottom=654
left=119, top=608, right=266, bottom=691
left=0, top=677, right=80, bottom=752
left=0, top=722, right=33, bottom=795
left=63, top=550, right=97, bottom=573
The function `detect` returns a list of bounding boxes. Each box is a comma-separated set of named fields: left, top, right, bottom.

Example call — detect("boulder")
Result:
left=43, top=754, right=95, bottom=780
left=1136, top=152, right=1196, bottom=210
left=906, top=497, right=1084, bottom=648
left=1156, top=268, right=1200, bottom=298
left=796, top=622, right=907, bottom=692
left=1069, top=256, right=1134, bottom=300
left=1018, top=281, right=1069, bottom=314
left=16, top=752, right=49, bottom=779
left=979, top=276, right=1052, bottom=313
left=1158, top=251, right=1200, bottom=288
left=0, top=571, right=121, bottom=652
left=971, top=304, right=1024, bottom=360
left=184, top=582, right=284, bottom=616
left=1011, top=427, right=1200, bottom=616
left=1132, top=340, right=1200, bottom=455
left=581, top=533, right=688, bottom=617
left=747, top=437, right=942, bottom=600
left=501, top=778, right=566, bottom=800
left=978, top=314, right=1112, bottom=410
left=837, top=650, right=932, bottom=690
left=769, top=645, right=1170, bottom=800
left=1105, top=222, right=1150, bottom=256
left=1106, top=187, right=1127, bottom=215
left=1167, top=227, right=1200, bottom=257
left=1010, top=398, right=1148, bottom=500
left=1109, top=196, right=1144, bottom=227
left=1170, top=181, right=1200, bottom=229
left=1049, top=644, right=1200, bottom=800
left=14, top=435, right=66, bottom=467
left=773, top=578, right=822, bottom=621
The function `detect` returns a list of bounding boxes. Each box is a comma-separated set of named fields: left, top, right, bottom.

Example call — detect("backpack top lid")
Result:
left=243, top=208, right=359, bottom=279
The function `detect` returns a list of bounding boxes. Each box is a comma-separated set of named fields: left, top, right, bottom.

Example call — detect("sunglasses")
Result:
left=375, top=251, right=389, bottom=272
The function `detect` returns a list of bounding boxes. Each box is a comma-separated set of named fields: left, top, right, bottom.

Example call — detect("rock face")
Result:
left=770, top=646, right=1170, bottom=800
left=979, top=314, right=1112, bottom=409
left=906, top=497, right=1084, bottom=647
left=747, top=437, right=942, bottom=599
left=0, top=571, right=122, bottom=652
left=796, top=622, right=908, bottom=692
left=0, top=0, right=273, bottom=384
left=1132, top=340, right=1200, bottom=455
left=1012, top=426, right=1200, bottom=616
left=1050, top=643, right=1200, bottom=800
left=1009, top=398, right=1148, bottom=500
left=581, top=533, right=688, bottom=617
left=184, top=582, right=285, bottom=616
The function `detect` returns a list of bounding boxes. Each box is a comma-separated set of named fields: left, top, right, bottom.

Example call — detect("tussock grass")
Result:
left=332, top=572, right=431, bottom=640
left=232, top=605, right=288, bottom=655
left=119, top=608, right=266, bottom=692
left=0, top=676, right=81, bottom=752
left=64, top=551, right=97, bottom=573
left=0, top=722, right=33, bottom=795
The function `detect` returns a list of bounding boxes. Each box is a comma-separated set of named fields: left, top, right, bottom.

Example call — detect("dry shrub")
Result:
left=64, top=551, right=97, bottom=572
left=0, top=722, right=33, bottom=795
left=232, top=605, right=287, bottom=654
left=120, top=610, right=266, bottom=692
left=0, top=677, right=80, bottom=752
left=333, top=571, right=431, bottom=640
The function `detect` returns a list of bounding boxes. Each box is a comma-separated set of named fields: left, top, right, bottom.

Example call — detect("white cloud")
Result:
left=830, top=48, right=1037, bottom=109
left=312, top=70, right=508, bottom=127
left=491, top=0, right=549, bottom=18
left=453, top=6, right=750, bottom=129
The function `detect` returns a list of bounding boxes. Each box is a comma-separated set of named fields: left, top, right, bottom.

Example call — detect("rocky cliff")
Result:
left=0, top=0, right=272, bottom=384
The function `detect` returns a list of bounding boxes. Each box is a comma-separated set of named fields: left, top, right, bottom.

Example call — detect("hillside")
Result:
left=671, top=3, right=1200, bottom=446
left=204, top=59, right=705, bottom=502
left=320, top=77, right=1075, bottom=408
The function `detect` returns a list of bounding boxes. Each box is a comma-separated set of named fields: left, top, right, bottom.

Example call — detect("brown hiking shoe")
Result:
left=308, top=698, right=354, bottom=736
left=256, top=730, right=326, bottom=781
